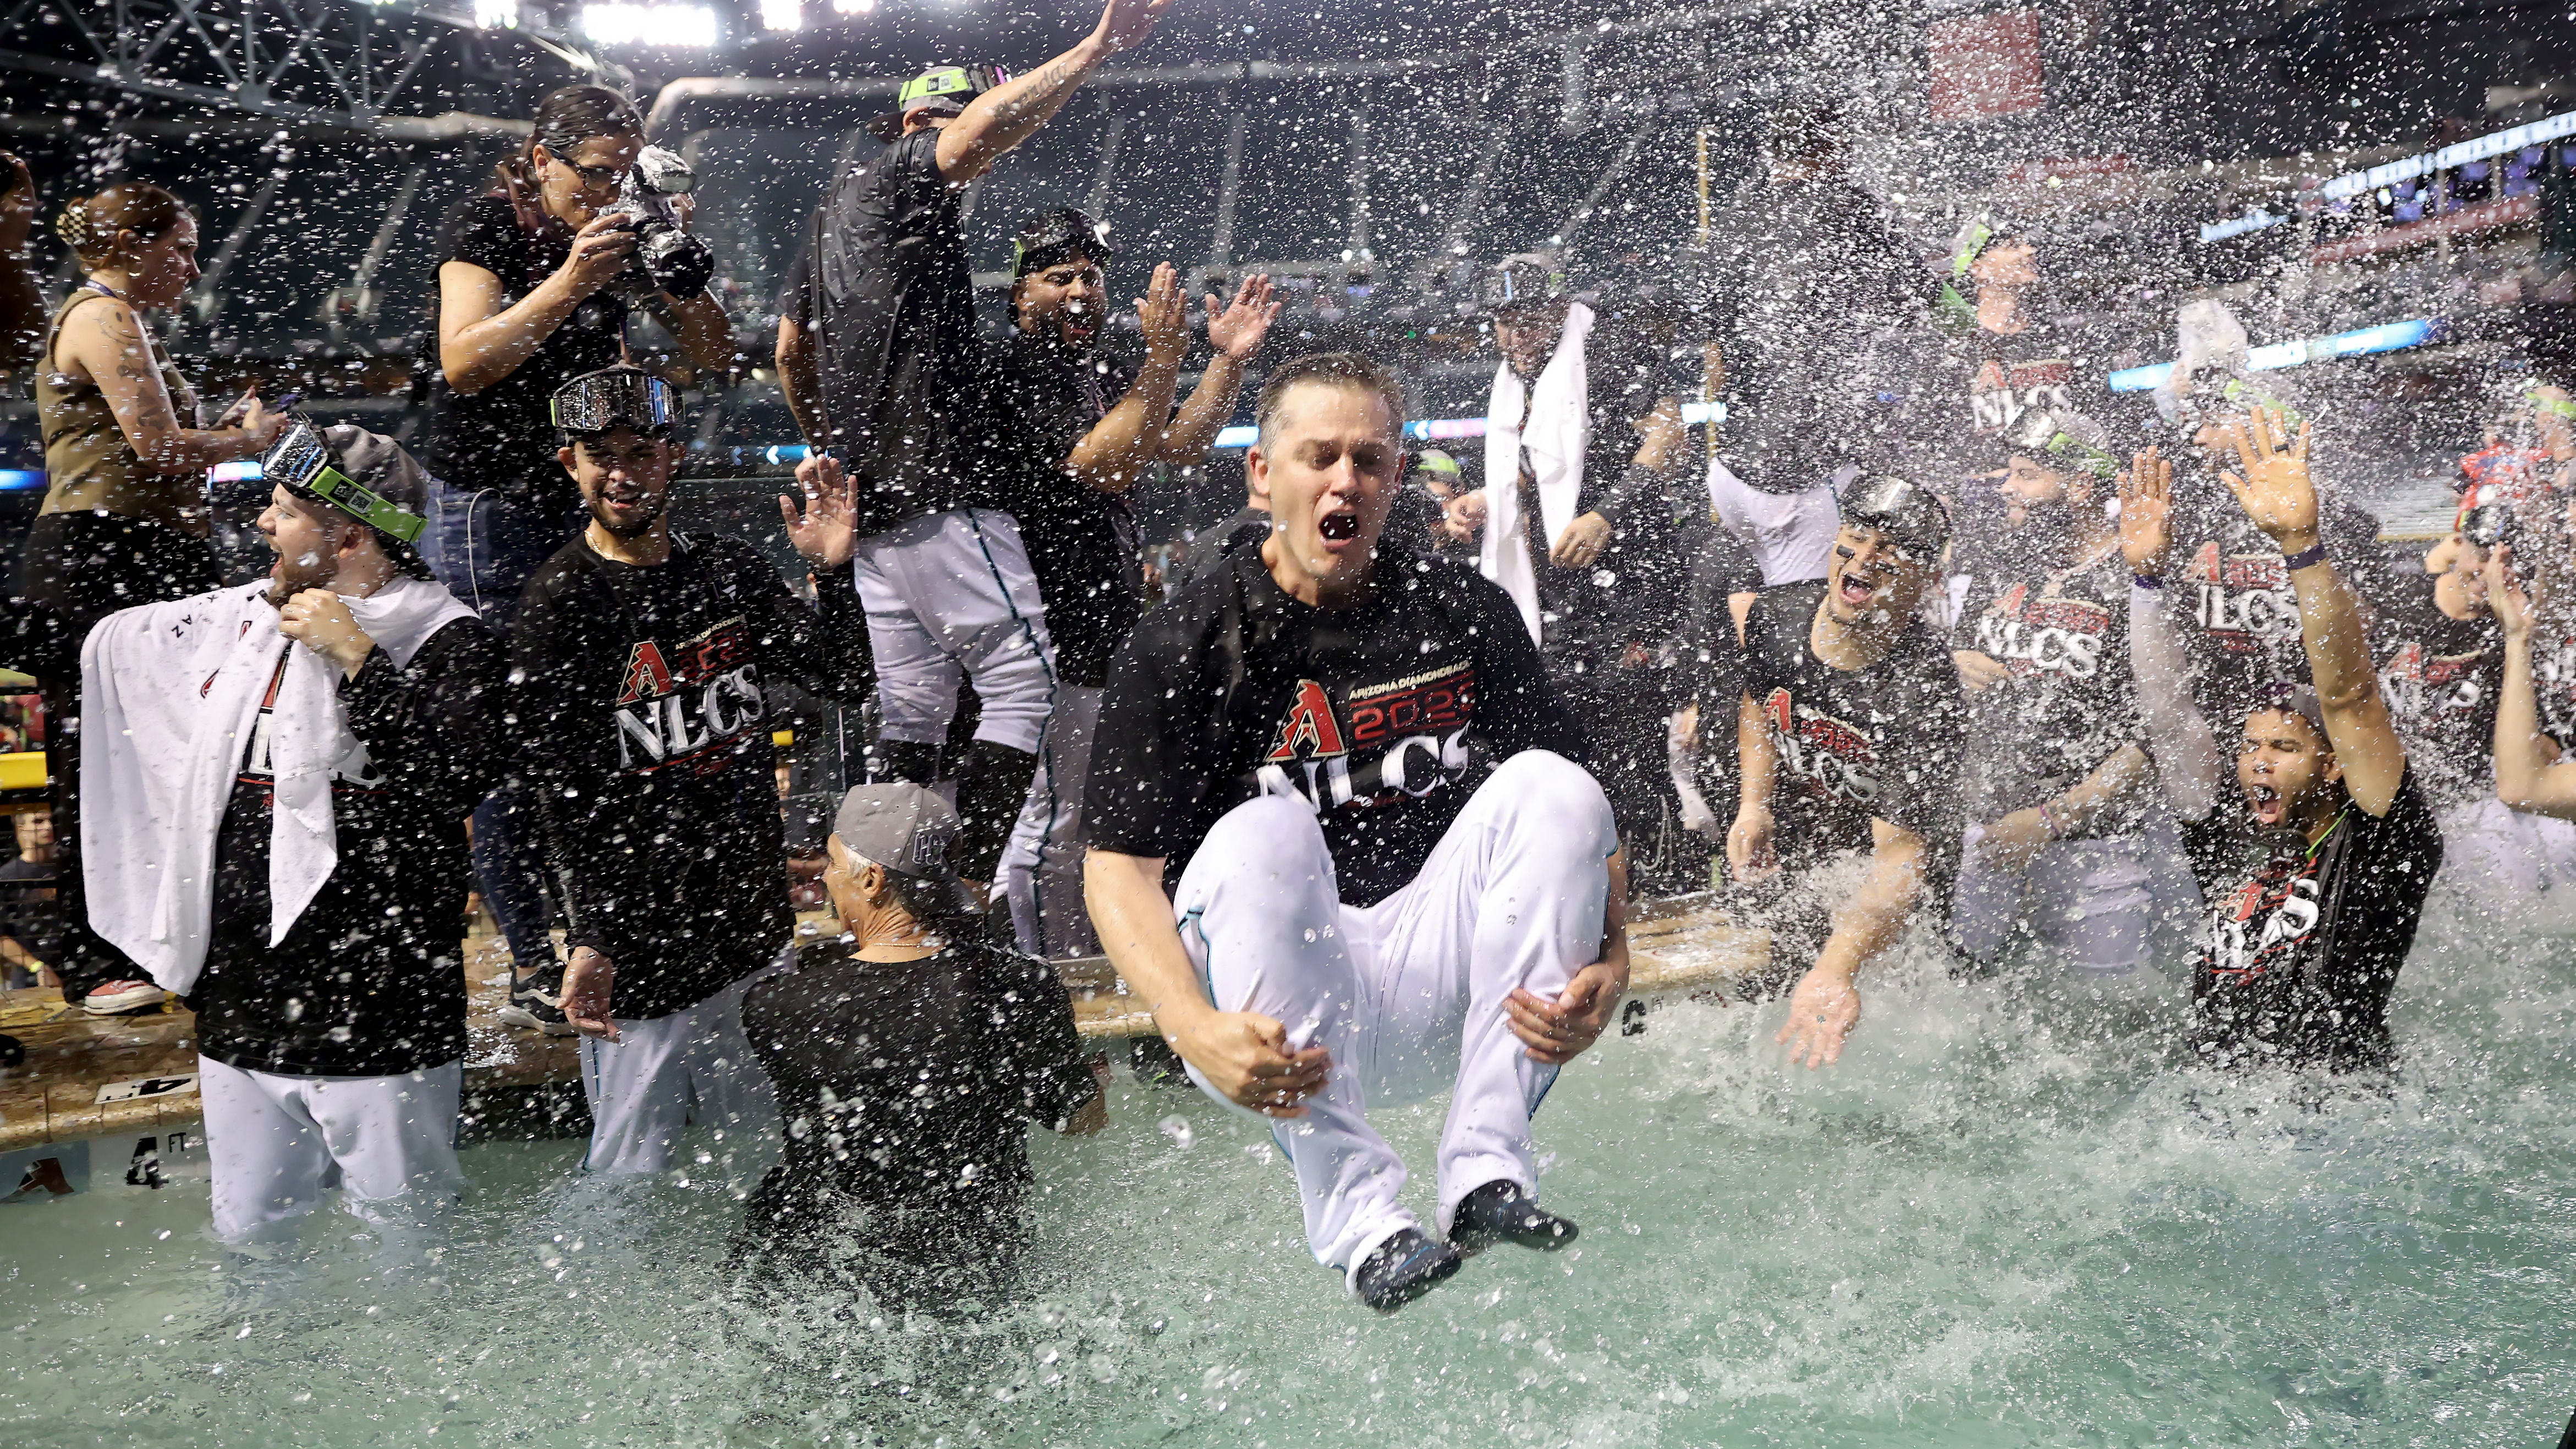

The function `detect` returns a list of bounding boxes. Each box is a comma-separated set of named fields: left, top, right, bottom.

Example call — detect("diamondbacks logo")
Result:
left=1969, top=355, right=2072, bottom=435
left=610, top=617, right=767, bottom=775
left=1254, top=664, right=1476, bottom=812
left=2379, top=640, right=2488, bottom=732
left=1764, top=686, right=1879, bottom=805
left=2183, top=540, right=2298, bottom=650
left=1975, top=579, right=2111, bottom=680
left=1266, top=679, right=1347, bottom=762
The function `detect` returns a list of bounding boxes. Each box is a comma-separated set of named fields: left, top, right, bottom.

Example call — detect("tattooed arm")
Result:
left=932, top=0, right=1176, bottom=183
left=60, top=294, right=279, bottom=473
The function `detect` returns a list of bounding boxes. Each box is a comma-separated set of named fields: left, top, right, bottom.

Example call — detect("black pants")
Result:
left=12, top=511, right=223, bottom=1003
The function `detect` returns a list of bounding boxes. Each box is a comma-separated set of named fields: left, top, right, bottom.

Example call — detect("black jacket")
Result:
left=512, top=533, right=872, bottom=1020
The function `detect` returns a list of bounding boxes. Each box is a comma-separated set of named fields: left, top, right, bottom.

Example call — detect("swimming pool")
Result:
left=6, top=885, right=2574, bottom=1446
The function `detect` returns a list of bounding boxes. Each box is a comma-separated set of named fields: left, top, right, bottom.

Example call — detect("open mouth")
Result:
left=1317, top=507, right=1360, bottom=544
left=2248, top=783, right=2283, bottom=822
left=1834, top=567, right=1879, bottom=609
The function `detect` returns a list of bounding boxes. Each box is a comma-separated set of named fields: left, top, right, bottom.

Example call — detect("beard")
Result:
left=589, top=495, right=668, bottom=539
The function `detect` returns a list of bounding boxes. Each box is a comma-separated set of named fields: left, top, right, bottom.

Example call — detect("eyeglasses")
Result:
left=549, top=153, right=628, bottom=193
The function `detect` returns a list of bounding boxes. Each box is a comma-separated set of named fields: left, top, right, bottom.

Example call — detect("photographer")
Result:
left=427, top=83, right=733, bottom=1032
left=8, top=180, right=282, bottom=1016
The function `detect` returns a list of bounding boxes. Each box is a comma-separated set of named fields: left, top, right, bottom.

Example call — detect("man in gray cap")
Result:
left=735, top=782, right=1104, bottom=1311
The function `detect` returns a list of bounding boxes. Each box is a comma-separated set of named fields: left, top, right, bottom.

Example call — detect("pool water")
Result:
left=7, top=882, right=2576, bottom=1447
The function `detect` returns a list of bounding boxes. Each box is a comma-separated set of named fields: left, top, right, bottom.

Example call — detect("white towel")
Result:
left=80, top=576, right=475, bottom=997
left=1481, top=300, right=1594, bottom=646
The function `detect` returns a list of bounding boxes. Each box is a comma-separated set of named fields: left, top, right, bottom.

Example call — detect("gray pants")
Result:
left=1001, top=683, right=1102, bottom=958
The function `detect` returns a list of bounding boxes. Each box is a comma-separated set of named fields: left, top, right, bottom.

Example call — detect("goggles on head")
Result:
left=1842, top=474, right=1949, bottom=559
left=1012, top=207, right=1115, bottom=279
left=2526, top=386, right=2576, bottom=421
left=1476, top=257, right=1567, bottom=317
left=551, top=366, right=678, bottom=438
left=262, top=414, right=427, bottom=546
left=901, top=64, right=1010, bottom=113
left=2007, top=406, right=2121, bottom=480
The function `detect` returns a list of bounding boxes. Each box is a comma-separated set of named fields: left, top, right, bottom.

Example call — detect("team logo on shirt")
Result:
left=2206, top=855, right=2322, bottom=980
left=2379, top=641, right=2487, bottom=730
left=2183, top=541, right=2299, bottom=651
left=1256, top=665, right=1475, bottom=811
left=1762, top=687, right=1881, bottom=805
left=1970, top=356, right=2073, bottom=435
left=609, top=618, right=768, bottom=775
left=1974, top=581, right=2109, bottom=680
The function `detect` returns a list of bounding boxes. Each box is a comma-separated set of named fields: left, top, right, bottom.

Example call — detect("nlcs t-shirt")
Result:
left=1953, top=548, right=2139, bottom=821
left=1084, top=547, right=1587, bottom=907
left=2171, top=490, right=2386, bottom=708
left=1738, top=580, right=1967, bottom=880
left=2372, top=570, right=2502, bottom=808
left=2180, top=766, right=2443, bottom=1072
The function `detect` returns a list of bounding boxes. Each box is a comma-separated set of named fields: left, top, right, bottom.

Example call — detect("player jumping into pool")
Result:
left=1083, top=352, right=1631, bottom=1313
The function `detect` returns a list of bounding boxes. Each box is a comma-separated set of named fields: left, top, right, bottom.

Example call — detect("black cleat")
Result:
left=1449, top=1180, right=1579, bottom=1255
left=1353, top=1227, right=1463, bottom=1313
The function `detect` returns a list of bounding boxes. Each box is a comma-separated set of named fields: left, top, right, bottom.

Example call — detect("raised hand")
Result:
left=1092, top=0, right=1177, bottom=57
left=2119, top=446, right=2174, bottom=578
left=2215, top=406, right=2319, bottom=551
left=1136, top=261, right=1188, bottom=364
left=1204, top=272, right=1279, bottom=361
left=2486, top=543, right=2539, bottom=642
left=781, top=451, right=856, bottom=570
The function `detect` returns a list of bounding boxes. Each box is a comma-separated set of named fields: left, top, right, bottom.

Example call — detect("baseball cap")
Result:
left=1412, top=448, right=1462, bottom=480
left=1475, top=252, right=1567, bottom=316
left=831, top=782, right=985, bottom=915
left=1012, top=206, right=1116, bottom=279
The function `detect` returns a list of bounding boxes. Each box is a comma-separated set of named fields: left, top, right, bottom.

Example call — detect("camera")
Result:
left=2463, top=499, right=2520, bottom=555
left=600, top=146, right=715, bottom=299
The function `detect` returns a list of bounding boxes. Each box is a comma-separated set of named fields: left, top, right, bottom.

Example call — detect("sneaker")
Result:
left=1449, top=1180, right=1579, bottom=1255
left=496, top=964, right=575, bottom=1036
left=1353, top=1227, right=1462, bottom=1313
left=81, top=980, right=168, bottom=1016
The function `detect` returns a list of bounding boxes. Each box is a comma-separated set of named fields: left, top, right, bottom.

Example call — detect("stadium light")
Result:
left=760, top=0, right=801, bottom=26
left=832, top=0, right=876, bottom=13
left=474, top=0, right=518, bottom=26
left=579, top=3, right=719, bottom=45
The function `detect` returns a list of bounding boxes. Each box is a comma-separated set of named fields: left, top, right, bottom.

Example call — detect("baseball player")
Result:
left=776, top=0, right=1175, bottom=892
left=1084, top=353, right=1633, bottom=1313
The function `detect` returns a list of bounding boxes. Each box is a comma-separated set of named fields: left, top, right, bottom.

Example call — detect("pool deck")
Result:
left=0, top=902, right=1767, bottom=1155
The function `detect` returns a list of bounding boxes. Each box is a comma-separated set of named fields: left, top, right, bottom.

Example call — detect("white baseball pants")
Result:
left=1171, top=750, right=1617, bottom=1285
left=199, top=1056, right=465, bottom=1242
left=577, top=967, right=777, bottom=1176
left=1001, top=683, right=1102, bottom=958
left=1952, top=829, right=2160, bottom=975
left=852, top=507, right=1059, bottom=755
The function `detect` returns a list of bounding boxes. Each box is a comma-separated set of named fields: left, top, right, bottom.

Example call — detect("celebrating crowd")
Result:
left=3, top=0, right=2572, bottom=1318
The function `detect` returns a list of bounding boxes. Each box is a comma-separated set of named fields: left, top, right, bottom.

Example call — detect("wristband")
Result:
left=2132, top=572, right=2163, bottom=590
left=2037, top=799, right=2064, bottom=840
left=2280, top=541, right=2328, bottom=572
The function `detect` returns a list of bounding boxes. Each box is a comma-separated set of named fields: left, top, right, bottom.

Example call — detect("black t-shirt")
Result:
left=740, top=934, right=1096, bottom=1216
left=189, top=621, right=504, bottom=1077
left=512, top=534, right=872, bottom=1020
left=781, top=131, right=986, bottom=535
left=2181, top=767, right=2443, bottom=1072
left=1953, top=548, right=2139, bottom=821
left=2171, top=489, right=2387, bottom=708
left=1085, top=548, right=1588, bottom=907
left=1738, top=581, right=1967, bottom=880
left=2372, top=572, right=2502, bottom=808
left=425, top=194, right=627, bottom=512
left=986, top=331, right=1145, bottom=688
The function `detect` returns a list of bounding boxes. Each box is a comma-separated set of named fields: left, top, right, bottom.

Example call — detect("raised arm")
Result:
left=776, top=310, right=826, bottom=447
left=639, top=287, right=736, bottom=381
left=2121, top=447, right=2226, bottom=821
left=2485, top=546, right=2576, bottom=816
left=1062, top=263, right=1188, bottom=495
left=59, top=296, right=279, bottom=473
left=933, top=0, right=1175, bottom=184
left=2219, top=409, right=2405, bottom=816
left=1158, top=273, right=1277, bottom=465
